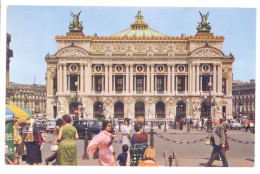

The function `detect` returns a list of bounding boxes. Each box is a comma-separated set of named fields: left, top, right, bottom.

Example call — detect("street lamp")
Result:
left=205, top=81, right=215, bottom=132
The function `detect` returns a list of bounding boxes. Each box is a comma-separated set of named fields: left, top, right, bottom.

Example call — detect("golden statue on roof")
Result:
left=69, top=11, right=84, bottom=32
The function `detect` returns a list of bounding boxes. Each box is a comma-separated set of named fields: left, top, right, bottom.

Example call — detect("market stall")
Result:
left=5, top=104, right=32, bottom=165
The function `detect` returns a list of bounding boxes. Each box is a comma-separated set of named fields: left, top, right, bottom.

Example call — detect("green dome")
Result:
left=111, top=9, right=167, bottom=37
left=112, top=27, right=167, bottom=37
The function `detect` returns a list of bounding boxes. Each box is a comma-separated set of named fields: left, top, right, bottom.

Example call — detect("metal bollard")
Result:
left=164, top=121, right=167, bottom=132
left=149, top=127, right=156, bottom=148
left=168, top=152, right=175, bottom=167
left=82, top=128, right=89, bottom=160
left=119, top=121, right=121, bottom=132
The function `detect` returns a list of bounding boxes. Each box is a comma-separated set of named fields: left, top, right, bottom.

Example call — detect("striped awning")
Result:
left=6, top=104, right=31, bottom=123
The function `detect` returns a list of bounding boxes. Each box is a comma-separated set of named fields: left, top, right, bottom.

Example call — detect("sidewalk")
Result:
left=77, top=156, right=254, bottom=167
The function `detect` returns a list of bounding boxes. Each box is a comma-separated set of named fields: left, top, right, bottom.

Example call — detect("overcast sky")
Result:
left=5, top=4, right=256, bottom=85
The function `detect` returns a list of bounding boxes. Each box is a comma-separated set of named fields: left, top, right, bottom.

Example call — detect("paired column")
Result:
left=130, top=64, right=133, bottom=93
left=63, top=63, right=67, bottom=93
left=84, top=63, right=88, bottom=93
left=58, top=63, right=62, bottom=93
left=109, top=64, right=113, bottom=93
left=126, top=64, right=129, bottom=93
left=213, top=64, right=217, bottom=94
left=105, top=64, right=108, bottom=93
left=146, top=64, right=150, bottom=93
left=217, top=63, right=222, bottom=94
left=167, top=64, right=170, bottom=93
left=151, top=64, right=154, bottom=93
left=80, top=63, right=83, bottom=93
left=196, top=64, right=200, bottom=93
left=171, top=64, right=175, bottom=93
left=192, top=64, right=196, bottom=94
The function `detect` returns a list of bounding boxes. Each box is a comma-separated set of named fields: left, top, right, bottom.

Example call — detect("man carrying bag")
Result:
left=207, top=118, right=228, bottom=167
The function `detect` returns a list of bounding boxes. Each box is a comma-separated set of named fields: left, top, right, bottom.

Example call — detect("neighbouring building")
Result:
left=6, top=33, right=14, bottom=103
left=45, top=9, right=234, bottom=120
left=8, top=82, right=47, bottom=118
left=232, top=79, right=255, bottom=120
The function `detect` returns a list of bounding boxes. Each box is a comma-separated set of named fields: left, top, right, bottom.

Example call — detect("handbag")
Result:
left=51, top=145, right=58, bottom=152
left=93, top=147, right=99, bottom=159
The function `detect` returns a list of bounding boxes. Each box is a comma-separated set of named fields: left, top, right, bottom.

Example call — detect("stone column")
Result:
left=151, top=64, right=154, bottom=93
left=196, top=64, right=200, bottom=93
left=188, top=64, right=191, bottom=94
left=167, top=64, right=170, bottom=93
left=58, top=63, right=62, bottom=93
left=125, top=64, right=129, bottom=93
left=105, top=64, right=108, bottom=93
left=63, top=63, right=67, bottom=93
left=217, top=64, right=222, bottom=94
left=130, top=64, right=133, bottom=93
left=109, top=64, right=113, bottom=93
left=80, top=63, right=83, bottom=93
left=192, top=64, right=196, bottom=94
left=171, top=64, right=175, bottom=93
left=213, top=64, right=217, bottom=94
left=175, top=76, right=178, bottom=92
left=147, top=64, right=150, bottom=93
left=84, top=63, right=88, bottom=93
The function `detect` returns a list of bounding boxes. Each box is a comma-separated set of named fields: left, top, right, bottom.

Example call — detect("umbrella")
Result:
left=5, top=107, right=15, bottom=121
left=6, top=104, right=31, bottom=123
left=21, top=108, right=33, bottom=117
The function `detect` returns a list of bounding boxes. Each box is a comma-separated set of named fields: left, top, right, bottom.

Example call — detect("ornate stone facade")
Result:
left=8, top=82, right=47, bottom=117
left=232, top=80, right=255, bottom=119
left=45, top=10, right=234, bottom=120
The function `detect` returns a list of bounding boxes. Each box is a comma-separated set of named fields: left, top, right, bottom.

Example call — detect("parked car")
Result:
left=227, top=120, right=241, bottom=130
left=73, top=120, right=115, bottom=139
left=46, top=122, right=56, bottom=134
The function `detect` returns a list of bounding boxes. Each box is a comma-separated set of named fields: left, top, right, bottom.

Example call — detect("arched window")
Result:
left=135, top=102, right=145, bottom=118
left=93, top=101, right=103, bottom=118
left=114, top=102, right=124, bottom=118
left=156, top=101, right=165, bottom=118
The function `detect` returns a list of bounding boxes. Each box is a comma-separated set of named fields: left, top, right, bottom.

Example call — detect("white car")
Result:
left=228, top=120, right=241, bottom=130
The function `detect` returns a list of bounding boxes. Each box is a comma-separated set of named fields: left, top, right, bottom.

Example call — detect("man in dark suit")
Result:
left=207, top=118, right=228, bottom=167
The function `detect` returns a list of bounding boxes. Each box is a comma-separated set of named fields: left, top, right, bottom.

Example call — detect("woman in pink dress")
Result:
left=87, top=120, right=117, bottom=166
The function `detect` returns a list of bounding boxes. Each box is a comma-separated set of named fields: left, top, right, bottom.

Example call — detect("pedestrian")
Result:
left=245, top=118, right=252, bottom=132
left=190, top=118, right=194, bottom=131
left=199, top=119, right=202, bottom=131
left=137, top=116, right=145, bottom=131
left=113, top=144, right=129, bottom=166
left=131, top=122, right=148, bottom=145
left=121, top=118, right=132, bottom=146
left=56, top=115, right=78, bottom=165
left=87, top=120, right=117, bottom=166
left=206, top=118, right=228, bottom=167
left=25, top=119, right=43, bottom=165
left=179, top=117, right=184, bottom=130
left=138, top=147, right=159, bottom=166
left=202, top=118, right=205, bottom=131
left=45, top=118, right=63, bottom=165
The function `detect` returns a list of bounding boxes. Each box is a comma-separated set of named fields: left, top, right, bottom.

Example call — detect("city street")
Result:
left=41, top=126, right=255, bottom=167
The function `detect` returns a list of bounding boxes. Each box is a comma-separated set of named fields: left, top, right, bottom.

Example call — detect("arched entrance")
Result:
left=93, top=101, right=103, bottom=118
left=176, top=101, right=186, bottom=119
left=135, top=102, right=145, bottom=118
left=114, top=102, right=124, bottom=118
left=156, top=101, right=165, bottom=118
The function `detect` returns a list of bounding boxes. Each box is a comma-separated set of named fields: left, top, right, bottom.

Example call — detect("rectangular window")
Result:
left=70, top=75, right=78, bottom=91
left=202, top=76, right=211, bottom=91
left=115, top=76, right=123, bottom=91
left=157, top=76, right=164, bottom=91
left=95, top=76, right=102, bottom=91
left=177, top=76, right=185, bottom=91
left=136, top=76, right=144, bottom=92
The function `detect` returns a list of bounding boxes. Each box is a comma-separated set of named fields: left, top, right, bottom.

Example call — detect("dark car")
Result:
left=73, top=120, right=115, bottom=139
